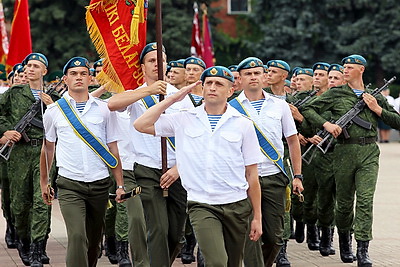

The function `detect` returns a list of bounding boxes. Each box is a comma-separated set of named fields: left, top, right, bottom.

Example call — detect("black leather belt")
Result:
left=337, top=137, right=377, bottom=145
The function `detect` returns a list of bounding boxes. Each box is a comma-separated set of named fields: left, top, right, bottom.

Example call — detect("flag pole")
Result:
left=155, top=0, right=168, bottom=197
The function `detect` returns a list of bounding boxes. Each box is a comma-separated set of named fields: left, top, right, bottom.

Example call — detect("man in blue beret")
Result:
left=184, top=56, right=205, bottom=107
left=235, top=57, right=303, bottom=267
left=40, top=56, right=125, bottom=267
left=0, top=52, right=57, bottom=267
left=302, top=54, right=400, bottom=265
left=169, top=59, right=186, bottom=90
left=108, top=43, right=194, bottom=267
left=328, top=64, right=345, bottom=88
left=228, top=65, right=241, bottom=91
left=134, top=66, right=262, bottom=267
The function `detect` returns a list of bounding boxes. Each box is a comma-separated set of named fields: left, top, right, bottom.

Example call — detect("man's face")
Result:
left=141, top=50, right=167, bottom=82
left=290, top=75, right=297, bottom=90
left=63, top=67, right=91, bottom=93
left=203, top=76, right=233, bottom=104
left=232, top=71, right=241, bottom=91
left=185, top=64, right=204, bottom=84
left=95, top=66, right=102, bottom=77
left=328, top=70, right=345, bottom=88
left=313, top=70, right=328, bottom=89
left=169, top=67, right=186, bottom=86
left=343, top=64, right=364, bottom=83
left=296, top=74, right=313, bottom=91
left=239, top=67, right=264, bottom=91
left=267, top=66, right=287, bottom=85
left=25, top=60, right=47, bottom=82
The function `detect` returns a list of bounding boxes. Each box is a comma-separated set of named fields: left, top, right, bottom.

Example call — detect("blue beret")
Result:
left=93, top=58, right=104, bottom=69
left=312, top=62, right=330, bottom=72
left=292, top=66, right=301, bottom=75
left=63, top=57, right=91, bottom=74
left=140, top=42, right=166, bottom=63
left=263, top=65, right=269, bottom=73
left=184, top=57, right=206, bottom=69
left=13, top=63, right=24, bottom=73
left=169, top=59, right=185, bottom=68
left=200, top=66, right=234, bottom=83
left=328, top=64, right=344, bottom=73
left=7, top=71, right=14, bottom=80
left=228, top=65, right=238, bottom=72
left=22, top=53, right=48, bottom=68
left=237, top=57, right=264, bottom=72
left=267, top=60, right=290, bottom=72
left=297, top=68, right=314, bottom=77
left=284, top=79, right=291, bottom=87
left=89, top=68, right=95, bottom=76
left=341, top=54, right=367, bottom=66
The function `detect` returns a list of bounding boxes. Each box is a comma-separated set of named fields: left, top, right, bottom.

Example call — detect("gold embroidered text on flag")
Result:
left=86, top=0, right=148, bottom=93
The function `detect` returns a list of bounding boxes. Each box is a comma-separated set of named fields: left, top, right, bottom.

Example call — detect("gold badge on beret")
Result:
left=249, top=61, right=256, bottom=67
left=191, top=59, right=195, bottom=63
left=151, top=43, right=157, bottom=49
left=74, top=60, right=82, bottom=66
left=210, top=68, right=218, bottom=75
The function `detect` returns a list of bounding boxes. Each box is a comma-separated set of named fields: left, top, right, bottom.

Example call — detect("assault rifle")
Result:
left=0, top=80, right=63, bottom=160
left=302, top=76, right=396, bottom=164
left=292, top=89, right=319, bottom=109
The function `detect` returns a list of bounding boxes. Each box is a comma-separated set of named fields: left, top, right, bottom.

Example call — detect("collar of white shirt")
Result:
left=63, top=91, right=99, bottom=115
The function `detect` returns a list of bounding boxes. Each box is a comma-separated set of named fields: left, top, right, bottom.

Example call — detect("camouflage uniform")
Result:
left=0, top=84, right=58, bottom=248
left=302, top=84, right=400, bottom=241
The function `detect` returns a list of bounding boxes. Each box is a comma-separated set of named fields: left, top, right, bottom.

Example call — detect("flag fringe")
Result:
left=130, top=0, right=144, bottom=45
left=86, top=2, right=125, bottom=93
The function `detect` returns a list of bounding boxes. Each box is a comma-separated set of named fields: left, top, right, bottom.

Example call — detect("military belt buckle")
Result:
left=31, top=139, right=39, bottom=146
left=358, top=137, right=366, bottom=145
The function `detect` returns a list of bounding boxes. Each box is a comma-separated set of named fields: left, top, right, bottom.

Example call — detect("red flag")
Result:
left=86, top=0, right=147, bottom=93
left=190, top=2, right=202, bottom=58
left=201, top=6, right=215, bottom=67
left=6, top=0, right=32, bottom=72
left=0, top=0, right=9, bottom=65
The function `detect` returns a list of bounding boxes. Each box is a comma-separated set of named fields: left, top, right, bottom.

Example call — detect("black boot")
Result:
left=116, top=240, right=132, bottom=267
left=329, top=228, right=335, bottom=255
left=295, top=221, right=305, bottom=243
left=197, top=247, right=205, bottom=267
left=319, top=227, right=331, bottom=256
left=5, top=222, right=17, bottom=249
left=105, top=236, right=118, bottom=264
left=338, top=231, right=354, bottom=263
left=41, top=238, right=50, bottom=264
left=356, top=240, right=372, bottom=267
left=276, top=240, right=291, bottom=267
left=289, top=215, right=295, bottom=239
left=181, top=233, right=196, bottom=264
left=30, top=241, right=44, bottom=267
left=17, top=238, right=30, bottom=266
left=306, top=224, right=320, bottom=251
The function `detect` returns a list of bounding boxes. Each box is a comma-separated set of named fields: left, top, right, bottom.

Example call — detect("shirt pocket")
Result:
left=182, top=127, right=205, bottom=153
left=85, top=116, right=105, bottom=139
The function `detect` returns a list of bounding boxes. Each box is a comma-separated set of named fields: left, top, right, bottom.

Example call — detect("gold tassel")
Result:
left=107, top=199, right=113, bottom=209
left=130, top=0, right=144, bottom=45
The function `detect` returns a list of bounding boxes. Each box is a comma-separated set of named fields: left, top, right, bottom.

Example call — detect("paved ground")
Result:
left=0, top=141, right=399, bottom=266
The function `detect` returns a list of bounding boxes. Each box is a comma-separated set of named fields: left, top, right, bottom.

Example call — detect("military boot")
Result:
left=5, top=222, right=17, bottom=249
left=338, top=231, right=354, bottom=263
left=319, top=227, right=331, bottom=256
left=116, top=240, right=132, bottom=267
left=17, top=238, right=30, bottom=266
left=181, top=233, right=196, bottom=264
left=41, top=238, right=50, bottom=264
left=105, top=236, right=118, bottom=264
left=306, top=224, right=320, bottom=250
left=197, top=247, right=205, bottom=267
left=30, top=241, right=44, bottom=267
left=329, top=228, right=336, bottom=255
left=356, top=240, right=372, bottom=267
left=275, top=240, right=291, bottom=267
left=294, top=221, right=305, bottom=243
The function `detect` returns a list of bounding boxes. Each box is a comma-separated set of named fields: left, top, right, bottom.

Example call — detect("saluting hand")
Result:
left=171, top=80, right=202, bottom=103
left=323, top=121, right=342, bottom=138
left=40, top=92, right=54, bottom=106
left=363, top=93, right=382, bottom=116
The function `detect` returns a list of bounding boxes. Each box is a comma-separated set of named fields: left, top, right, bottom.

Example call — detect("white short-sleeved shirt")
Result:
left=127, top=83, right=193, bottom=169
left=154, top=104, right=262, bottom=205
left=235, top=90, right=297, bottom=176
left=43, top=92, right=120, bottom=182
left=115, top=110, right=135, bottom=170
